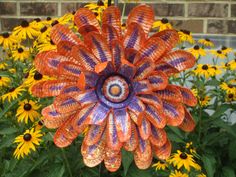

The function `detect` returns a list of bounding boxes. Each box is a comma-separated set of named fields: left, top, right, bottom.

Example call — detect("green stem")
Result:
left=61, top=149, right=73, bottom=177
left=198, top=106, right=203, bottom=144
left=121, top=2, right=126, bottom=24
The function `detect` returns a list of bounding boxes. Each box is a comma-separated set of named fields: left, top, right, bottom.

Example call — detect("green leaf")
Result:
left=46, top=163, right=65, bottom=177
left=206, top=79, right=220, bottom=86
left=122, top=149, right=133, bottom=176
left=0, top=99, right=19, bottom=119
left=210, top=104, right=231, bottom=119
left=213, top=119, right=236, bottom=138
left=168, top=126, right=184, bottom=139
left=229, top=141, right=236, bottom=161
left=202, top=155, right=216, bottom=177
left=168, top=132, right=185, bottom=143
left=222, top=166, right=235, bottom=177
left=0, top=127, right=18, bottom=135
left=126, top=164, right=152, bottom=177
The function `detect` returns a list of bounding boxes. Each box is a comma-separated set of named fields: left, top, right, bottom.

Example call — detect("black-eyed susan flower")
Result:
left=152, top=18, right=172, bottom=32
left=36, top=26, right=51, bottom=43
left=16, top=99, right=41, bottom=124
left=229, top=79, right=236, bottom=85
left=12, top=46, right=30, bottom=61
left=0, top=62, right=8, bottom=70
left=198, top=38, right=214, bottom=48
left=211, top=65, right=222, bottom=76
left=221, top=46, right=233, bottom=55
left=0, top=32, right=18, bottom=49
left=152, top=161, right=168, bottom=171
left=168, top=150, right=200, bottom=171
left=9, top=68, right=16, bottom=74
left=187, top=45, right=206, bottom=59
left=191, top=89, right=198, bottom=97
left=41, top=17, right=54, bottom=26
left=23, top=68, right=51, bottom=90
left=220, top=82, right=236, bottom=94
left=13, top=20, right=40, bottom=40
left=0, top=76, right=11, bottom=87
left=211, top=50, right=226, bottom=59
left=197, top=173, right=207, bottom=177
left=193, top=64, right=215, bottom=78
left=169, top=170, right=189, bottom=177
left=31, top=5, right=197, bottom=171
left=13, top=128, right=43, bottom=159
left=225, top=93, right=236, bottom=102
left=34, top=120, right=44, bottom=130
left=35, top=39, right=57, bottom=53
left=199, top=96, right=211, bottom=107
left=29, top=18, right=44, bottom=31
left=178, top=29, right=195, bottom=44
left=228, top=59, right=236, bottom=70
left=1, top=86, right=25, bottom=102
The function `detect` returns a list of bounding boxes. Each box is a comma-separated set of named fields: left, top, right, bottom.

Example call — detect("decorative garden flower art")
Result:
left=32, top=5, right=197, bottom=172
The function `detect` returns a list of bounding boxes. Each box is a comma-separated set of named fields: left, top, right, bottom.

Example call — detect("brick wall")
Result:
left=0, top=0, right=236, bottom=35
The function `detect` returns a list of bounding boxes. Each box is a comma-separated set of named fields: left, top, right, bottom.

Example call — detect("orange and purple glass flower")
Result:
left=32, top=5, right=197, bottom=172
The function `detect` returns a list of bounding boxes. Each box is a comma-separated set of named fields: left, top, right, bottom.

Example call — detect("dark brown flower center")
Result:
left=46, top=17, right=51, bottom=21
left=38, top=120, right=43, bottom=126
left=24, top=72, right=29, bottom=78
left=221, top=46, right=227, bottom=50
left=225, top=63, right=229, bottom=67
left=24, top=103, right=32, bottom=111
left=228, top=94, right=233, bottom=98
left=97, top=0, right=104, bottom=6
left=50, top=39, right=55, bottom=45
left=94, top=12, right=99, bottom=17
left=194, top=45, right=200, bottom=50
left=202, top=64, right=208, bottom=70
left=180, top=152, right=188, bottom=159
left=34, top=71, right=43, bottom=80
left=72, top=11, right=76, bottom=15
left=228, top=84, right=233, bottom=88
left=40, top=26, right=47, bottom=33
left=217, top=50, right=222, bottom=54
left=2, top=32, right=10, bottom=38
left=205, top=38, right=210, bottom=42
left=200, top=97, right=205, bottom=101
left=34, top=18, right=41, bottom=22
left=161, top=18, right=169, bottom=24
left=18, top=47, right=24, bottom=53
left=9, top=88, right=15, bottom=92
left=122, top=23, right=126, bottom=27
left=180, top=29, right=190, bottom=35
left=212, top=66, right=217, bottom=70
left=0, top=76, right=2, bottom=79
left=23, top=133, right=32, bottom=141
left=51, top=20, right=59, bottom=26
left=21, top=20, right=29, bottom=28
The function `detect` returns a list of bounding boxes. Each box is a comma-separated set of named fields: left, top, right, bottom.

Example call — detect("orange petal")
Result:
left=155, top=85, right=183, bottom=103
left=179, top=107, right=195, bottom=132
left=153, top=139, right=172, bottom=160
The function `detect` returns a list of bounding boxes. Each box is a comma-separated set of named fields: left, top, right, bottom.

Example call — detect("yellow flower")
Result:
left=13, top=128, right=43, bottom=159
left=193, top=64, right=215, bottom=78
left=199, top=96, right=211, bottom=107
left=225, top=93, right=236, bottom=102
left=1, top=86, right=25, bottom=102
left=35, top=39, right=57, bottom=53
left=0, top=32, right=18, bottom=49
left=198, top=38, right=214, bottom=48
left=211, top=50, right=226, bottom=59
left=197, top=173, right=207, bottom=177
left=169, top=170, right=189, bottom=177
left=36, top=26, right=51, bottom=43
left=220, top=82, right=236, bottom=94
left=16, top=99, right=41, bottom=124
left=12, top=46, right=30, bottom=61
left=152, top=161, right=168, bottom=171
left=228, top=59, right=236, bottom=70
left=85, top=0, right=108, bottom=21
left=178, top=30, right=195, bottom=44
left=211, top=65, right=222, bottom=76
left=187, top=45, right=206, bottom=59
left=185, top=142, right=193, bottom=149
left=191, top=89, right=198, bottom=97
left=9, top=68, right=16, bottom=74
left=168, top=150, right=200, bottom=171
left=23, top=68, right=51, bottom=90
left=229, top=79, right=236, bottom=85
left=0, top=76, right=11, bottom=87
left=152, top=18, right=172, bottom=32
left=34, top=120, right=44, bottom=130
left=13, top=20, right=40, bottom=40
left=0, top=62, right=8, bottom=70
left=221, top=46, right=233, bottom=55
left=29, top=18, right=44, bottom=31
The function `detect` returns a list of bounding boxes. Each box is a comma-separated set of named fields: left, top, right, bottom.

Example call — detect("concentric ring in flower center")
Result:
left=102, top=76, right=129, bottom=103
